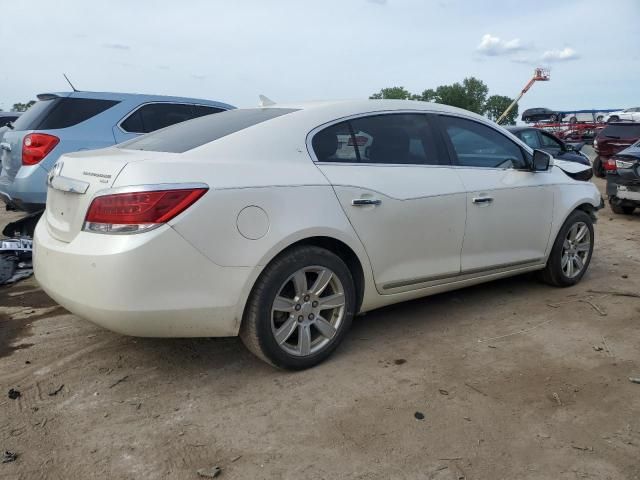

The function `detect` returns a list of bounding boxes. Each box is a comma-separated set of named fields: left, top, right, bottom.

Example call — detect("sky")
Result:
left=1, top=0, right=638, bottom=115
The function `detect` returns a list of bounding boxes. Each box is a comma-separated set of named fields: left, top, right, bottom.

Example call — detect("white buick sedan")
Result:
left=34, top=100, right=601, bottom=369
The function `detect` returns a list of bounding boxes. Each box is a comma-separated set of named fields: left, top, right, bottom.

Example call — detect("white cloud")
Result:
left=541, top=47, right=579, bottom=62
left=477, top=34, right=526, bottom=56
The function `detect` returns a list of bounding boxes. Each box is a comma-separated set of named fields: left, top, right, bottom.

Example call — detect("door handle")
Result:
left=352, top=198, right=382, bottom=206
left=472, top=196, right=494, bottom=205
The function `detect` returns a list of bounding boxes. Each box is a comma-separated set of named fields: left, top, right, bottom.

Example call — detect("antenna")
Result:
left=63, top=73, right=78, bottom=92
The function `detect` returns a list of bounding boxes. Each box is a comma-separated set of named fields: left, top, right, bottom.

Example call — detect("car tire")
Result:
left=609, top=198, right=635, bottom=215
left=592, top=156, right=606, bottom=178
left=550, top=114, right=557, bottom=122
left=608, top=116, right=619, bottom=123
left=240, top=245, right=356, bottom=370
left=596, top=115, right=604, bottom=123
left=538, top=210, right=594, bottom=287
left=569, top=116, right=577, bottom=124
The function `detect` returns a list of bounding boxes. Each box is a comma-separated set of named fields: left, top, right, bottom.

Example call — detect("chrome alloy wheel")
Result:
left=561, top=221, right=591, bottom=278
left=270, top=266, right=346, bottom=357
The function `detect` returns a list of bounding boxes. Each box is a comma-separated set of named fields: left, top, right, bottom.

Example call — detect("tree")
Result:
left=417, top=77, right=489, bottom=114
left=11, top=100, right=36, bottom=112
left=369, top=87, right=413, bottom=100
left=369, top=77, right=516, bottom=123
left=485, top=95, right=518, bottom=125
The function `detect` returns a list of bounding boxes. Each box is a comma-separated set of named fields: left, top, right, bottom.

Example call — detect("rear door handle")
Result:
left=472, top=196, right=494, bottom=205
left=352, top=198, right=382, bottom=206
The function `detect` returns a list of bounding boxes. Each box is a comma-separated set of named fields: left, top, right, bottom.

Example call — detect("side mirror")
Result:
left=532, top=149, right=552, bottom=171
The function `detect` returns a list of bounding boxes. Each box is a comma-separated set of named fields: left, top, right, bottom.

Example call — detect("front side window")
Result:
left=441, top=116, right=527, bottom=169
left=540, top=132, right=562, bottom=149
left=121, top=103, right=195, bottom=134
left=312, top=113, right=442, bottom=165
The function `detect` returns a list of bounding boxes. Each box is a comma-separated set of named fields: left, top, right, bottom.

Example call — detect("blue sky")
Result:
left=1, top=0, right=638, bottom=113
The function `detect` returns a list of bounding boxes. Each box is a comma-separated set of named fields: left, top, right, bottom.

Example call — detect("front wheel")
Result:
left=240, top=245, right=356, bottom=370
left=539, top=210, right=594, bottom=287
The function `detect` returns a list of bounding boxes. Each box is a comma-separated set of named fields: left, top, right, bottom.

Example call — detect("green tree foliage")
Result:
left=485, top=95, right=518, bottom=125
left=11, top=100, right=36, bottom=112
left=370, top=77, right=515, bottom=123
left=369, top=86, right=413, bottom=100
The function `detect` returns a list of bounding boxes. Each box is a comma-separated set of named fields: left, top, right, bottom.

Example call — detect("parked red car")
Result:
left=593, top=122, right=640, bottom=177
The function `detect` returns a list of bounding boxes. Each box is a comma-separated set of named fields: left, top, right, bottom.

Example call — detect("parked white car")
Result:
left=604, top=107, right=640, bottom=123
left=34, top=100, right=601, bottom=369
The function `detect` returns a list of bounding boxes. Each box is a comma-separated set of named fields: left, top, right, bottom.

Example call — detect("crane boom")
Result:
left=496, top=68, right=550, bottom=125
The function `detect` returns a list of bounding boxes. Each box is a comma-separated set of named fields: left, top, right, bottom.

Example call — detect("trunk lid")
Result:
left=44, top=148, right=149, bottom=242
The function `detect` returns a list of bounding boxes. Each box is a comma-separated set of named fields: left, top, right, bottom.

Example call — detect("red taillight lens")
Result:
left=22, top=133, right=60, bottom=166
left=84, top=188, right=207, bottom=233
left=347, top=135, right=368, bottom=147
left=603, top=157, right=617, bottom=172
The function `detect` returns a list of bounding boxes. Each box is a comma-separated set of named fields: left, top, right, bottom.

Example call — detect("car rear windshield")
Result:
left=601, top=124, right=640, bottom=138
left=119, top=108, right=298, bottom=153
left=11, top=97, right=120, bottom=131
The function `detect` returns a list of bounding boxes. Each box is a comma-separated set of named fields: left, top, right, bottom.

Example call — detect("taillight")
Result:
left=348, top=135, right=368, bottom=147
left=83, top=187, right=208, bottom=234
left=603, top=157, right=617, bottom=172
left=22, top=133, right=60, bottom=166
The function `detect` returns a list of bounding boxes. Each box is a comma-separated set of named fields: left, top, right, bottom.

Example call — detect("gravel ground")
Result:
left=1, top=165, right=639, bottom=479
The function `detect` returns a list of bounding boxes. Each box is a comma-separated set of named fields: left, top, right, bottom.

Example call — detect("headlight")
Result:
left=615, top=158, right=636, bottom=169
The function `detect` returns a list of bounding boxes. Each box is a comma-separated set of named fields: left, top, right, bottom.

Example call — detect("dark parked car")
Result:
left=592, top=122, right=640, bottom=178
left=521, top=108, right=562, bottom=123
left=0, top=112, right=21, bottom=128
left=605, top=141, right=640, bottom=215
left=507, top=127, right=590, bottom=166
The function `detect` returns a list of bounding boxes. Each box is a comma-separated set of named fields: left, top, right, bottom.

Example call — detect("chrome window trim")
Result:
left=116, top=102, right=229, bottom=135
left=306, top=108, right=449, bottom=167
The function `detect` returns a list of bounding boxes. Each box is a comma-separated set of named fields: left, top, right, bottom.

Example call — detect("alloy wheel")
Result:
left=561, top=221, right=591, bottom=278
left=270, top=266, right=346, bottom=357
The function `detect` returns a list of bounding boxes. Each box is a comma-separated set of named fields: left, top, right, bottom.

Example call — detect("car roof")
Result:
left=0, top=111, right=21, bottom=117
left=36, top=91, right=235, bottom=109
left=267, top=99, right=490, bottom=124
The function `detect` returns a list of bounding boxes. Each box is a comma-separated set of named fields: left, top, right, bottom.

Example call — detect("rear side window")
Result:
left=120, top=108, right=298, bottom=153
left=312, top=113, right=443, bottom=165
left=121, top=103, right=195, bottom=134
left=441, top=115, right=527, bottom=169
left=516, top=130, right=541, bottom=149
left=601, top=124, right=640, bottom=138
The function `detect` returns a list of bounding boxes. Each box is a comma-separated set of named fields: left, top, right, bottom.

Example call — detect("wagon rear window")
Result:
left=12, top=98, right=119, bottom=130
left=120, top=108, right=298, bottom=153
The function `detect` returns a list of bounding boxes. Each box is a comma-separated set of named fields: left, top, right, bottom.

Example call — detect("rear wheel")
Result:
left=539, top=210, right=594, bottom=287
left=608, top=116, right=619, bottom=123
left=592, top=156, right=605, bottom=178
left=240, top=245, right=356, bottom=370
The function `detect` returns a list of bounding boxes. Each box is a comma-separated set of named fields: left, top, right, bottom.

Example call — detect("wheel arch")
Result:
left=235, top=230, right=373, bottom=333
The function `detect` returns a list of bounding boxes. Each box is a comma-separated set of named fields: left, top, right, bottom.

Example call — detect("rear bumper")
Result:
left=34, top=220, right=254, bottom=337
left=0, top=165, right=48, bottom=212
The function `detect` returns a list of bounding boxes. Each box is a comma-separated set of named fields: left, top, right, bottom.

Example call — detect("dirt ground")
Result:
left=1, top=173, right=639, bottom=479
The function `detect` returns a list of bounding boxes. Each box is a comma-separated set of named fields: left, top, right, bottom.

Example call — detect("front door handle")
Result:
left=352, top=198, right=382, bottom=206
left=472, top=196, right=494, bottom=205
